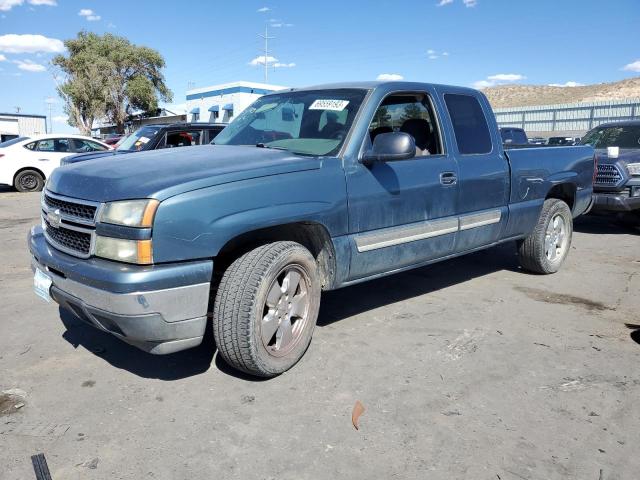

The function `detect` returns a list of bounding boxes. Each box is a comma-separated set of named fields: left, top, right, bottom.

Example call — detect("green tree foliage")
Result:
left=52, top=32, right=172, bottom=134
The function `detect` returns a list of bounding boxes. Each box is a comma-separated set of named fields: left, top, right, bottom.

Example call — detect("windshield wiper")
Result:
left=256, top=143, right=289, bottom=151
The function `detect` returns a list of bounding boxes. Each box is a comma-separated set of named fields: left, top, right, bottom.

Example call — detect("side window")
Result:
left=164, top=130, right=202, bottom=148
left=24, top=142, right=37, bottom=150
left=368, top=93, right=442, bottom=156
left=72, top=139, right=107, bottom=152
left=36, top=139, right=54, bottom=152
left=444, top=94, right=492, bottom=155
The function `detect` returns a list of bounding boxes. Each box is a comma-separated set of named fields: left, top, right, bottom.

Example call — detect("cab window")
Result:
left=369, top=93, right=443, bottom=156
left=163, top=130, right=202, bottom=148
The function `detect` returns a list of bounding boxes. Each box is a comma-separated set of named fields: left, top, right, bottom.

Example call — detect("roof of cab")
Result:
left=282, top=81, right=480, bottom=95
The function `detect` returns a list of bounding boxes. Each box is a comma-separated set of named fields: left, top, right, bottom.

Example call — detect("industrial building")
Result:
left=0, top=112, right=47, bottom=142
left=185, top=81, right=287, bottom=123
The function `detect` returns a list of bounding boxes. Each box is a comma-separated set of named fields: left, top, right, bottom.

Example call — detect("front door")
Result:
left=346, top=90, right=459, bottom=280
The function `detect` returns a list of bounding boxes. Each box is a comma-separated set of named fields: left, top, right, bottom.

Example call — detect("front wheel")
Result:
left=518, top=198, right=573, bottom=274
left=213, top=241, right=321, bottom=377
left=14, top=169, right=44, bottom=192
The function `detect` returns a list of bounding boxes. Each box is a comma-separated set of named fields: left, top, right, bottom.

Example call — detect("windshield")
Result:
left=0, top=136, right=29, bottom=147
left=213, top=89, right=368, bottom=156
left=581, top=125, right=640, bottom=149
left=117, top=126, right=162, bottom=151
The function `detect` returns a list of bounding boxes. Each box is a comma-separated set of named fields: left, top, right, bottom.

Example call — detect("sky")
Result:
left=0, top=0, right=639, bottom=133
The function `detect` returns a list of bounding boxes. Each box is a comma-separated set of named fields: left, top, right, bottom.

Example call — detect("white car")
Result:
left=0, top=134, right=111, bottom=192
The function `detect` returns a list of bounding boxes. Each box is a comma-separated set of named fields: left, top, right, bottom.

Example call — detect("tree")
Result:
left=52, top=32, right=172, bottom=134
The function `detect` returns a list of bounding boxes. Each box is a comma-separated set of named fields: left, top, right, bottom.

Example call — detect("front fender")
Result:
left=152, top=164, right=347, bottom=263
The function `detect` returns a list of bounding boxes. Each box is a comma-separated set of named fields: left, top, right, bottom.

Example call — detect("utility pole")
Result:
left=45, top=97, right=55, bottom=133
left=258, top=24, right=275, bottom=83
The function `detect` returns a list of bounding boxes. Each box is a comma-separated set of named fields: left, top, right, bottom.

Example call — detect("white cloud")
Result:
left=0, top=0, right=23, bottom=11
left=428, top=54, right=438, bottom=60
left=0, top=54, right=5, bottom=61
left=472, top=80, right=494, bottom=89
left=442, top=52, right=449, bottom=56
left=436, top=0, right=453, bottom=5
left=273, top=62, right=295, bottom=68
left=427, top=49, right=436, bottom=55
left=52, top=115, right=67, bottom=123
left=487, top=73, right=526, bottom=82
left=463, top=0, right=477, bottom=6
left=78, top=8, right=100, bottom=20
left=472, top=73, right=526, bottom=89
left=548, top=81, right=584, bottom=88
left=28, top=0, right=57, bottom=5
left=377, top=73, right=404, bottom=81
left=0, top=33, right=64, bottom=53
left=249, top=55, right=277, bottom=66
left=13, top=58, right=45, bottom=72
left=257, top=6, right=270, bottom=12
left=622, top=60, right=640, bottom=73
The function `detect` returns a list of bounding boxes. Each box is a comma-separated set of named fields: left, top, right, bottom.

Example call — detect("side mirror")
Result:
left=362, top=132, right=415, bottom=165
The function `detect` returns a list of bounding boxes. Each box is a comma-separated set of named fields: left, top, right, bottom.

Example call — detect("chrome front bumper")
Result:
left=28, top=226, right=213, bottom=354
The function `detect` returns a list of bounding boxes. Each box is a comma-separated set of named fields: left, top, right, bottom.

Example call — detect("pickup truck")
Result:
left=581, top=120, right=640, bottom=224
left=28, top=82, right=595, bottom=377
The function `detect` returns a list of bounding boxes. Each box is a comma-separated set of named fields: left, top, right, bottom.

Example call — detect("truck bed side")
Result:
left=502, top=145, right=594, bottom=239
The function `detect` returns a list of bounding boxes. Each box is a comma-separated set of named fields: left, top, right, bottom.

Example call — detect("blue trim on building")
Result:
left=223, top=103, right=234, bottom=111
left=186, top=86, right=277, bottom=101
left=189, top=107, right=200, bottom=114
left=207, top=105, right=219, bottom=112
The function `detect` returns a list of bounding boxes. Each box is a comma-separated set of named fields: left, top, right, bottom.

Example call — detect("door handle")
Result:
left=440, top=172, right=457, bottom=185
left=37, top=158, right=50, bottom=162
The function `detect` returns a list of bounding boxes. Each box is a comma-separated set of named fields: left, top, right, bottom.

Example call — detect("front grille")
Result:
left=44, top=193, right=97, bottom=221
left=44, top=218, right=92, bottom=256
left=595, top=164, right=623, bottom=186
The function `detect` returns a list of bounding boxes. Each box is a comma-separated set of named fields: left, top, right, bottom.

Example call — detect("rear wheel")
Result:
left=518, top=198, right=573, bottom=274
left=213, top=241, right=321, bottom=377
left=14, top=169, right=44, bottom=192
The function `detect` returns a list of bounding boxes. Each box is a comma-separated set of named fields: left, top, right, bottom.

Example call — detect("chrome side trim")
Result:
left=459, top=209, right=502, bottom=231
left=355, top=217, right=459, bottom=252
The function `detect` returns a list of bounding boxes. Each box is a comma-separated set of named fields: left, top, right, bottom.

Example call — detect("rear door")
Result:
left=439, top=90, right=509, bottom=252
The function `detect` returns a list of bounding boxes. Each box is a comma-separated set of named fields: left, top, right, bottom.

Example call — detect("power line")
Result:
left=258, top=24, right=275, bottom=83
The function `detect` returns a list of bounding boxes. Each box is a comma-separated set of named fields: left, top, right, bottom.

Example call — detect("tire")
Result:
left=213, top=241, right=321, bottom=377
left=517, top=198, right=573, bottom=274
left=14, top=169, right=44, bottom=192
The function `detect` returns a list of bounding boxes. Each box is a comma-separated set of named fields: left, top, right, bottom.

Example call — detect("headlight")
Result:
left=95, top=236, right=153, bottom=264
left=100, top=199, right=159, bottom=227
left=627, top=163, right=640, bottom=176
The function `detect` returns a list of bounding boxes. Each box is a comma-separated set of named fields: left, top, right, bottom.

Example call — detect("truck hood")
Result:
left=61, top=150, right=121, bottom=165
left=594, top=148, right=639, bottom=166
left=47, top=145, right=321, bottom=202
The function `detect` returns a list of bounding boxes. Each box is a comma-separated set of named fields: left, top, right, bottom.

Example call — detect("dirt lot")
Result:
left=1, top=188, right=639, bottom=480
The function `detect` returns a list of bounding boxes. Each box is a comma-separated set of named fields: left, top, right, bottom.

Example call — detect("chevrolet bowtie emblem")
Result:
left=47, top=209, right=62, bottom=228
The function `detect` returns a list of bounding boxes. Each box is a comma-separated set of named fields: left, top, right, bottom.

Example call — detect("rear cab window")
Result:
left=444, top=93, right=493, bottom=155
left=162, top=130, right=203, bottom=148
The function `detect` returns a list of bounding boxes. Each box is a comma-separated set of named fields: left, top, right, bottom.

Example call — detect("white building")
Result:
left=185, top=81, right=288, bottom=124
left=0, top=113, right=47, bottom=142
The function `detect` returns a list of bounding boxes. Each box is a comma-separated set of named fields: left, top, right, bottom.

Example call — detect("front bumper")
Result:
left=28, top=226, right=213, bottom=354
left=590, top=190, right=640, bottom=213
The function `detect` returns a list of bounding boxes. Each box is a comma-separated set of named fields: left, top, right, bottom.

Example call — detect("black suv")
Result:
left=61, top=123, right=226, bottom=165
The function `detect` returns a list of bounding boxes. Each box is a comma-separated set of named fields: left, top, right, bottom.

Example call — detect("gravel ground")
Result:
left=1, top=188, right=639, bottom=480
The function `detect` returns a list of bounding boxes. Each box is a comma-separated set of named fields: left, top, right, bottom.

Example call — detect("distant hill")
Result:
left=483, top=77, right=640, bottom=108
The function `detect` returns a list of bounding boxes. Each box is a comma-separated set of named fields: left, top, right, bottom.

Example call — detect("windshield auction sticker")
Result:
left=309, top=99, right=350, bottom=111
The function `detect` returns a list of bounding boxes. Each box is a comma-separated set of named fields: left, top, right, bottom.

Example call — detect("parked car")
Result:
left=528, top=137, right=546, bottom=145
left=61, top=123, right=227, bottom=165
left=581, top=120, right=640, bottom=224
left=28, top=81, right=594, bottom=377
left=102, top=134, right=125, bottom=146
left=0, top=134, right=110, bottom=192
left=547, top=136, right=579, bottom=146
left=500, top=127, right=528, bottom=145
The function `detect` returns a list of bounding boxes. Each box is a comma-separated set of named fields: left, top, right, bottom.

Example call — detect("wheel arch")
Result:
left=215, top=221, right=338, bottom=290
left=13, top=166, right=46, bottom=187
left=545, top=182, right=576, bottom=211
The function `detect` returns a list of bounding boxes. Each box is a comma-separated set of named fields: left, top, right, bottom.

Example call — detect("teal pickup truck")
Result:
left=29, top=82, right=595, bottom=377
